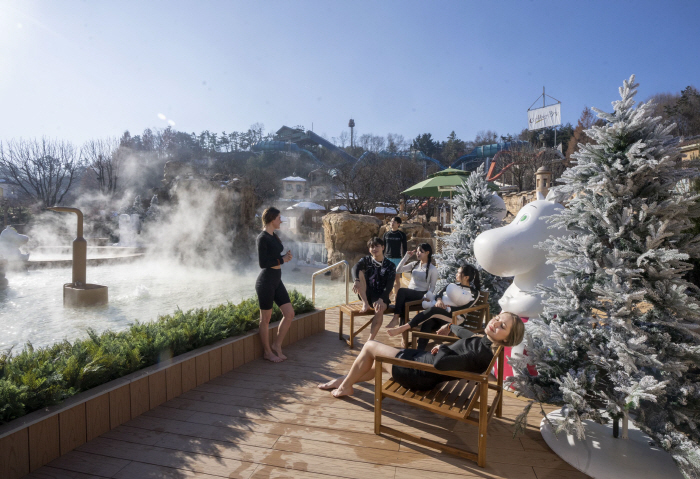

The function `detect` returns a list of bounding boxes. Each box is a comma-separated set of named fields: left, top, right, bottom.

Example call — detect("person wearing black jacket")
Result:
left=387, top=262, right=480, bottom=349
left=383, top=216, right=408, bottom=297
left=255, top=207, right=294, bottom=363
left=352, top=236, right=397, bottom=341
left=318, top=311, right=524, bottom=397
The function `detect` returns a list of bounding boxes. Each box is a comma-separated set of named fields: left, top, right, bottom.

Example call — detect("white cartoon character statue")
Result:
left=473, top=191, right=566, bottom=377
left=421, top=283, right=476, bottom=312
left=0, top=226, right=30, bottom=264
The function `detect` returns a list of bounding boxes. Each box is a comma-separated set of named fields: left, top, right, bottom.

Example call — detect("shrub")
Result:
left=0, top=290, right=315, bottom=424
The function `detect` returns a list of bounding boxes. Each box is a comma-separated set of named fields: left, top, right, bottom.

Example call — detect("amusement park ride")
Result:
left=252, top=124, right=537, bottom=180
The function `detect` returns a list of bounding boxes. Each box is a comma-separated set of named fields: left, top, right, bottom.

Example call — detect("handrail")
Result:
left=311, top=260, right=349, bottom=306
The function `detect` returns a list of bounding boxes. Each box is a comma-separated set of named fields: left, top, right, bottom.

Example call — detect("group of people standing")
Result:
left=255, top=208, right=524, bottom=399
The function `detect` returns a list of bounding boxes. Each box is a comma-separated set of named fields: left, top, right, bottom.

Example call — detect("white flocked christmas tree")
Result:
left=436, top=164, right=511, bottom=314
left=510, top=75, right=700, bottom=477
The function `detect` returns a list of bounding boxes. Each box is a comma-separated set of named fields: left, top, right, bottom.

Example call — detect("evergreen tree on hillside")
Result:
left=511, top=75, right=700, bottom=477
left=436, top=164, right=510, bottom=313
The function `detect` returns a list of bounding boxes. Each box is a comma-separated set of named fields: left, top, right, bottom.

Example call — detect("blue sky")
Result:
left=1, top=0, right=698, bottom=146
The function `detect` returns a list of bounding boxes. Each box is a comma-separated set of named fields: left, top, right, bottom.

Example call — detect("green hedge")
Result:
left=0, top=290, right=315, bottom=425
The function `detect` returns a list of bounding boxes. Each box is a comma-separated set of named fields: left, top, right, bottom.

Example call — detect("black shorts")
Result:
left=391, top=349, right=446, bottom=391
left=358, top=290, right=384, bottom=306
left=256, top=268, right=291, bottom=310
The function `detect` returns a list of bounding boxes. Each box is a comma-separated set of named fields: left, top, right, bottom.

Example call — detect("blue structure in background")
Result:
left=253, top=126, right=529, bottom=175
left=450, top=140, right=529, bottom=171
left=250, top=140, right=324, bottom=166
left=354, top=149, right=444, bottom=171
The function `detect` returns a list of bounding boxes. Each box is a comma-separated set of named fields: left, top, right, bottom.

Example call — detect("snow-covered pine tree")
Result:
left=436, top=164, right=510, bottom=313
left=510, top=75, right=700, bottom=478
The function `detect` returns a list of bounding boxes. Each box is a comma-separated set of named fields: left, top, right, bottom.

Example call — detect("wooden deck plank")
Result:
left=76, top=437, right=258, bottom=478
left=28, top=450, right=129, bottom=477
left=114, top=461, right=225, bottom=478
left=143, top=406, right=401, bottom=452
left=119, top=415, right=280, bottom=448
left=143, top=432, right=398, bottom=479
left=24, top=466, right=107, bottom=478
left=22, top=307, right=590, bottom=479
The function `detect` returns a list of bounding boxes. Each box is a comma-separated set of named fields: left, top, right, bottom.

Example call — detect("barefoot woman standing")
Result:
left=256, top=207, right=295, bottom=362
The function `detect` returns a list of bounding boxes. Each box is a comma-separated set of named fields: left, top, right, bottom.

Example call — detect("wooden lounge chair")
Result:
left=374, top=334, right=505, bottom=467
left=406, top=292, right=491, bottom=348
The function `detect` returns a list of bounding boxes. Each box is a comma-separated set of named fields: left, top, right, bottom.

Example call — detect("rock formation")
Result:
left=322, top=212, right=382, bottom=277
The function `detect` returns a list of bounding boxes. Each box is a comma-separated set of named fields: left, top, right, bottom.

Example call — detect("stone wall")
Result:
left=502, top=191, right=537, bottom=219
left=322, top=212, right=382, bottom=277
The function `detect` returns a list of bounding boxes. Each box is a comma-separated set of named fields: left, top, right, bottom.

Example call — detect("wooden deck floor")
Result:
left=24, top=307, right=591, bottom=479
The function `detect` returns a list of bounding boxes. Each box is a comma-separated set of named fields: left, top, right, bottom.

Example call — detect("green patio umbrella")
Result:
left=402, top=168, right=499, bottom=197
left=402, top=168, right=471, bottom=198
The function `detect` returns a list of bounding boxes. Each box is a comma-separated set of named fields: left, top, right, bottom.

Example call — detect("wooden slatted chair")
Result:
left=374, top=335, right=505, bottom=467
left=338, top=303, right=396, bottom=349
left=400, top=298, right=426, bottom=346
left=406, top=292, right=491, bottom=348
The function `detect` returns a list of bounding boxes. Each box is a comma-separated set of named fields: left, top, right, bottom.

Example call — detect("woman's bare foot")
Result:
left=387, top=325, right=406, bottom=337
left=264, top=352, right=282, bottom=363
left=385, top=317, right=399, bottom=329
left=359, top=301, right=371, bottom=313
left=318, top=377, right=343, bottom=390
left=331, top=385, right=354, bottom=398
left=272, top=345, right=287, bottom=360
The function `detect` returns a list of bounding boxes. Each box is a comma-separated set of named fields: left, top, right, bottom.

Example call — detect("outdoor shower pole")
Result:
left=48, top=207, right=86, bottom=286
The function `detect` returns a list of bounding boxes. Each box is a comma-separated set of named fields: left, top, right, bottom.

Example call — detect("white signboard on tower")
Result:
left=528, top=103, right=561, bottom=131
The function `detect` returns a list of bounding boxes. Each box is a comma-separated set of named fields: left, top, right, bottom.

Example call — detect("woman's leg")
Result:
left=256, top=270, right=281, bottom=363
left=259, top=309, right=282, bottom=362
left=387, top=306, right=451, bottom=341
left=320, top=340, right=400, bottom=398
left=417, top=317, right=449, bottom=350
left=387, top=306, right=432, bottom=337
left=387, top=288, right=426, bottom=329
left=386, top=288, right=407, bottom=329
left=272, top=302, right=294, bottom=360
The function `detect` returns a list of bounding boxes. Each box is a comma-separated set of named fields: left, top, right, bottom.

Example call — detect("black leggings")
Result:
left=408, top=306, right=452, bottom=350
left=393, top=288, right=427, bottom=324
left=255, top=268, right=291, bottom=310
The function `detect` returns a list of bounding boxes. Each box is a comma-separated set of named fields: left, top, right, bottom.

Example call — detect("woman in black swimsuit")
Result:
left=256, top=207, right=294, bottom=363
left=318, top=311, right=524, bottom=397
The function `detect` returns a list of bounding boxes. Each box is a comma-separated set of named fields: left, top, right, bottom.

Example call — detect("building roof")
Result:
left=281, top=176, right=307, bottom=182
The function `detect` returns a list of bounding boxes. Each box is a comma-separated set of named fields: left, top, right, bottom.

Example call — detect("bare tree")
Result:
left=386, top=133, right=407, bottom=153
left=490, top=144, right=564, bottom=192
left=332, top=158, right=385, bottom=214
left=338, top=131, right=349, bottom=148
left=0, top=138, right=83, bottom=207
left=331, top=156, right=437, bottom=218
left=473, top=130, right=499, bottom=146
left=82, top=138, right=121, bottom=196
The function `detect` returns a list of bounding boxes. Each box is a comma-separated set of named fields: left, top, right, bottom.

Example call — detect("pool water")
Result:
left=0, top=259, right=347, bottom=351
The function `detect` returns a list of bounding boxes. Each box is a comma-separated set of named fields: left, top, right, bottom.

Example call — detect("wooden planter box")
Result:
left=0, top=309, right=326, bottom=479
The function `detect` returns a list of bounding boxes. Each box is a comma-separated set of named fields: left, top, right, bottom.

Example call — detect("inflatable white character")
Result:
left=0, top=226, right=29, bottom=263
left=473, top=191, right=566, bottom=377
left=421, top=283, right=476, bottom=312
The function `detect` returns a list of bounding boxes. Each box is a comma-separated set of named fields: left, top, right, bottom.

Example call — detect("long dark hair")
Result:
left=412, top=242, right=433, bottom=277
left=459, top=262, right=481, bottom=291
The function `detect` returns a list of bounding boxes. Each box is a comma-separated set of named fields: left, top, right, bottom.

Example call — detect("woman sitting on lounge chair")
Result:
left=318, top=311, right=524, bottom=397
left=387, top=262, right=480, bottom=350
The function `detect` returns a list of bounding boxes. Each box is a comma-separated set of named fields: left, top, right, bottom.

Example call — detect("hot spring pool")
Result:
left=0, top=259, right=347, bottom=351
